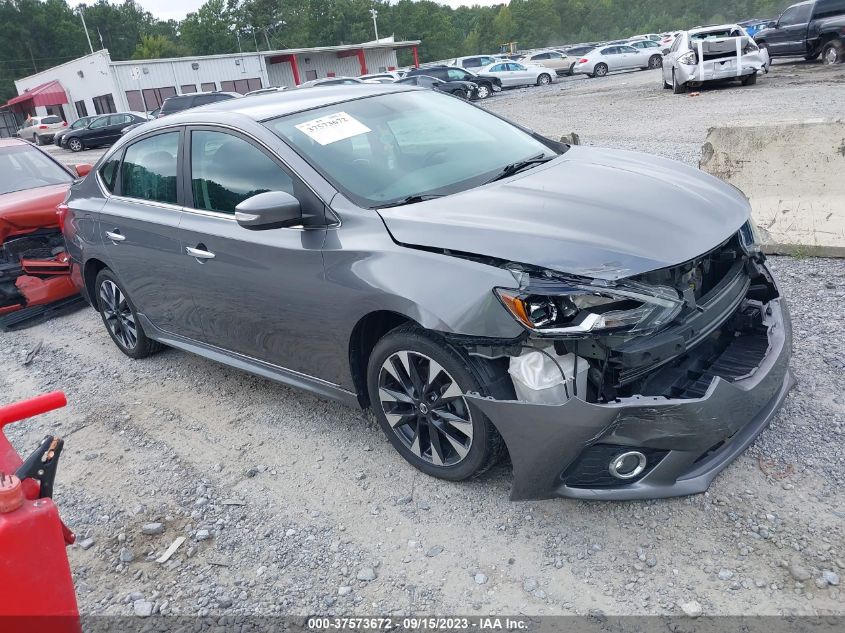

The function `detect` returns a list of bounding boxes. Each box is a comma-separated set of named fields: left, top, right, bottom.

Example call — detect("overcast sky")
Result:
left=70, top=0, right=502, bottom=22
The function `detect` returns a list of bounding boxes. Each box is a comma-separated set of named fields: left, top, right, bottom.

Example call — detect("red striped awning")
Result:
left=5, top=81, right=68, bottom=108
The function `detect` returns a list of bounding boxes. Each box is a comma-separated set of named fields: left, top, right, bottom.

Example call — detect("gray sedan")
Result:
left=62, top=84, right=792, bottom=501
left=476, top=61, right=555, bottom=87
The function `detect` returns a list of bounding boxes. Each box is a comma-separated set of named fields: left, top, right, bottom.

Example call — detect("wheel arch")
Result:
left=83, top=257, right=109, bottom=307
left=349, top=310, right=418, bottom=408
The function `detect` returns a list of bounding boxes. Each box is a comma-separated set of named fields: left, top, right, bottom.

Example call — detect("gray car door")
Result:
left=97, top=128, right=195, bottom=334
left=177, top=127, right=329, bottom=374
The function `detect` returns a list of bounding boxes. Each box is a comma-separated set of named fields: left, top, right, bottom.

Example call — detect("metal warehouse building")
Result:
left=1, top=39, right=420, bottom=128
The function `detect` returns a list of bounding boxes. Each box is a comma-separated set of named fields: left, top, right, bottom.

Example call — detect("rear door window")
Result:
left=121, top=132, right=180, bottom=205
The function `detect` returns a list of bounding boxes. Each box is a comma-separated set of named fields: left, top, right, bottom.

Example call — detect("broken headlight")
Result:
left=496, top=278, right=683, bottom=337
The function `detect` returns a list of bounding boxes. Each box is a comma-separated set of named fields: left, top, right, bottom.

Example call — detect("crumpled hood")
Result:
left=377, top=146, right=750, bottom=280
left=0, top=184, right=68, bottom=244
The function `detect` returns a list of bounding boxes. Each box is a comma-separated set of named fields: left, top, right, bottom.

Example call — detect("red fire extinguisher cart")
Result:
left=0, top=391, right=81, bottom=633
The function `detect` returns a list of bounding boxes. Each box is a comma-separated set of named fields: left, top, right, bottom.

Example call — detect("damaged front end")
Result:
left=465, top=224, right=794, bottom=501
left=0, top=228, right=79, bottom=329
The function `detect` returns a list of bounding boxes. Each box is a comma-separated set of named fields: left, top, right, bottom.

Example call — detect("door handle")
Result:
left=186, top=246, right=215, bottom=260
left=105, top=230, right=125, bottom=243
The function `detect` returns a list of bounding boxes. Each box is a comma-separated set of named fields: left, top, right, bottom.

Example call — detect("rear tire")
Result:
left=94, top=269, right=163, bottom=359
left=648, top=54, right=663, bottom=69
left=672, top=69, right=686, bottom=94
left=366, top=325, right=510, bottom=481
left=822, top=40, right=843, bottom=65
left=594, top=63, right=608, bottom=77
left=476, top=83, right=491, bottom=99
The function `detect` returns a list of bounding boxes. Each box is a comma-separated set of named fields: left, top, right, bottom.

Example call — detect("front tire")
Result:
left=451, top=88, right=468, bottom=99
left=35, top=135, right=44, bottom=146
left=68, top=137, right=83, bottom=152
left=741, top=73, right=758, bottom=86
left=594, top=63, right=608, bottom=77
left=822, top=40, right=843, bottom=65
left=95, top=269, right=162, bottom=359
left=366, top=326, right=508, bottom=481
left=537, top=73, right=552, bottom=85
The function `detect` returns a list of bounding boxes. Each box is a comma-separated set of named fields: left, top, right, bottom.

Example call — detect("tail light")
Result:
left=62, top=121, right=68, bottom=126
left=38, top=125, right=48, bottom=129
left=578, top=58, right=589, bottom=63
left=56, top=203, right=70, bottom=233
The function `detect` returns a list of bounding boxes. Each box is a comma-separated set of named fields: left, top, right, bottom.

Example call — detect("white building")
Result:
left=2, top=39, right=420, bottom=125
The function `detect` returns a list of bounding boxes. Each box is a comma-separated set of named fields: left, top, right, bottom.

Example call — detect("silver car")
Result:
left=662, top=25, right=769, bottom=94
left=572, top=44, right=662, bottom=77
left=18, top=115, right=66, bottom=146
left=476, top=61, right=555, bottom=87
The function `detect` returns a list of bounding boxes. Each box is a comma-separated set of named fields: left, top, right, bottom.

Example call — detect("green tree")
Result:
left=180, top=0, right=238, bottom=55
left=132, top=34, right=181, bottom=59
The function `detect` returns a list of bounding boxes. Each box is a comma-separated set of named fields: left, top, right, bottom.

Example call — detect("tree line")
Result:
left=1, top=0, right=794, bottom=100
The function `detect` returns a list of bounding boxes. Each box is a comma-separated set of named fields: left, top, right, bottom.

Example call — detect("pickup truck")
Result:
left=754, top=0, right=845, bottom=64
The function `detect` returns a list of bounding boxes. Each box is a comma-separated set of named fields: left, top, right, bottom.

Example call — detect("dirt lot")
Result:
left=3, top=59, right=844, bottom=619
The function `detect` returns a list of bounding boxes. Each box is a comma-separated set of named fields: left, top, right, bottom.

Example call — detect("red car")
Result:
left=0, top=138, right=91, bottom=327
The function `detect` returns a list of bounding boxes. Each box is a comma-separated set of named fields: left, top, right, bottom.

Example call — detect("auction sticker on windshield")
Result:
left=295, top=112, right=371, bottom=145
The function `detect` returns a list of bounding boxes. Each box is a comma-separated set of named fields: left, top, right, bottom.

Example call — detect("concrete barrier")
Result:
left=700, top=119, right=845, bottom=256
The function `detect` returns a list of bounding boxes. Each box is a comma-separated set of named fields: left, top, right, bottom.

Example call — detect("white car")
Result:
left=360, top=71, right=404, bottom=83
left=447, top=55, right=501, bottom=71
left=662, top=25, right=769, bottom=94
left=572, top=44, right=663, bottom=78
left=17, top=115, right=66, bottom=146
left=476, top=61, right=555, bottom=87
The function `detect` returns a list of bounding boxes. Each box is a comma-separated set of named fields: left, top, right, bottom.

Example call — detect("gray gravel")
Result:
left=1, top=57, right=843, bottom=618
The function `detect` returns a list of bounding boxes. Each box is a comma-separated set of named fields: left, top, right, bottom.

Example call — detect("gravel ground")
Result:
left=1, top=58, right=843, bottom=619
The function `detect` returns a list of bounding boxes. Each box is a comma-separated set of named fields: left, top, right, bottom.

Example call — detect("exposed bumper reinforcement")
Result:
left=467, top=297, right=793, bottom=501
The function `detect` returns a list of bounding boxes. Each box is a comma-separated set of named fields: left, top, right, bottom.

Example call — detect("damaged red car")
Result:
left=0, top=138, right=90, bottom=328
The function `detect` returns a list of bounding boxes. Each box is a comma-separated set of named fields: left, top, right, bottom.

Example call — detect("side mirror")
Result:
left=75, top=164, right=92, bottom=177
left=235, top=191, right=301, bottom=230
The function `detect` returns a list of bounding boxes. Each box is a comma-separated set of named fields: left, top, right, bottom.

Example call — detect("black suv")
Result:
left=406, top=66, right=500, bottom=99
left=158, top=92, right=240, bottom=118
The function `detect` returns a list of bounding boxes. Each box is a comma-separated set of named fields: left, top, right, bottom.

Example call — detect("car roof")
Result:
left=689, top=23, right=742, bottom=35
left=142, top=84, right=420, bottom=126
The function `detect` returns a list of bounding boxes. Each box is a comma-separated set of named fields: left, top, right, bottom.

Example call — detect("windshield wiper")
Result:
left=485, top=154, right=555, bottom=184
left=373, top=194, right=444, bottom=209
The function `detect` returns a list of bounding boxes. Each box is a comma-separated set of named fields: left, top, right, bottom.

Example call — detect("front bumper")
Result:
left=467, top=296, right=793, bottom=501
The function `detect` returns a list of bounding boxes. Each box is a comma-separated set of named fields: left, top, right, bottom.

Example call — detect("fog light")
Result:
left=609, top=451, right=647, bottom=479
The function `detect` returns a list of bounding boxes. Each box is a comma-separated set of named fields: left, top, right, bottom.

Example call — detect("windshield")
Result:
left=0, top=144, right=72, bottom=195
left=264, top=90, right=556, bottom=208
